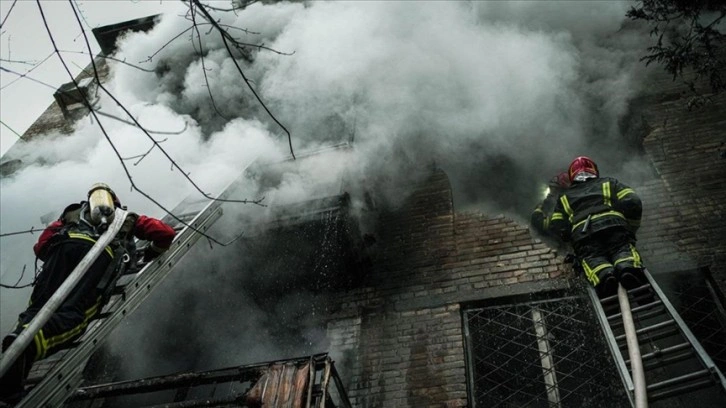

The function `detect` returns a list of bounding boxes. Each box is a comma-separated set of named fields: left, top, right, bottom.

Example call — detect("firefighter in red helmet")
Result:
left=549, top=157, right=644, bottom=297
left=0, top=183, right=176, bottom=403
left=531, top=171, right=570, bottom=237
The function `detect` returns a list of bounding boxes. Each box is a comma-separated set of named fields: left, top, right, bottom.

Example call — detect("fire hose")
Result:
left=618, top=284, right=648, bottom=408
left=0, top=209, right=128, bottom=378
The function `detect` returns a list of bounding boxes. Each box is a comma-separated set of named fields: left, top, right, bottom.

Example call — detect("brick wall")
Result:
left=0, top=60, right=109, bottom=175
left=634, top=73, right=726, bottom=295
left=325, top=169, right=569, bottom=407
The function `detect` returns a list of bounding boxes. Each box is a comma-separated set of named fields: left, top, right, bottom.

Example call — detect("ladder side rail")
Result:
left=107, top=171, right=250, bottom=306
left=17, top=203, right=223, bottom=408
left=0, top=209, right=128, bottom=379
left=587, top=285, right=636, bottom=407
left=643, top=269, right=726, bottom=390
left=328, top=362, right=353, bottom=408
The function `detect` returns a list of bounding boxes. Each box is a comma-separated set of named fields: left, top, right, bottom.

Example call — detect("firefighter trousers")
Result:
left=0, top=240, right=111, bottom=397
left=574, top=228, right=643, bottom=289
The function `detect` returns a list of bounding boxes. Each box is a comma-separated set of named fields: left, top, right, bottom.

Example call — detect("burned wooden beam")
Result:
left=70, top=366, right=262, bottom=401
left=69, top=354, right=338, bottom=406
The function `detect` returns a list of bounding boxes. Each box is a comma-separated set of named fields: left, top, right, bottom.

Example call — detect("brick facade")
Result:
left=634, top=73, right=726, bottom=295
left=325, top=169, right=569, bottom=407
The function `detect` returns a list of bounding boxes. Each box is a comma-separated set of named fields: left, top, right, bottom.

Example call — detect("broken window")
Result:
left=463, top=292, right=629, bottom=408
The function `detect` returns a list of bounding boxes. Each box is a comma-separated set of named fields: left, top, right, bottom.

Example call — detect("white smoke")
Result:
left=1, top=0, right=652, bottom=378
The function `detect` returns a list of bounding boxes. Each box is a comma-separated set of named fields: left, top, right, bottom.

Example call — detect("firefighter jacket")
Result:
left=549, top=177, right=641, bottom=244
left=33, top=202, right=176, bottom=262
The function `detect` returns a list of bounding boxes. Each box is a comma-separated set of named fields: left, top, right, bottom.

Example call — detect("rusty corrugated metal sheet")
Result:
left=245, top=361, right=310, bottom=408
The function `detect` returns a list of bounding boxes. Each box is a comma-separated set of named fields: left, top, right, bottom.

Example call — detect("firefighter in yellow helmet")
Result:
left=0, top=183, right=176, bottom=403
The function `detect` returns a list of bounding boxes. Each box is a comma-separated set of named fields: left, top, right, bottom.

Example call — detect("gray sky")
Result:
left=0, top=0, right=178, bottom=156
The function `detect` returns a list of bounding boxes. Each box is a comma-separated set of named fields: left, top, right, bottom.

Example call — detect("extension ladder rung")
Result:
left=615, top=320, right=676, bottom=342
left=618, top=327, right=680, bottom=348
left=609, top=307, right=666, bottom=328
left=647, top=369, right=711, bottom=393
left=608, top=300, right=663, bottom=321
left=642, top=351, right=696, bottom=371
left=600, top=284, right=652, bottom=305
left=587, top=268, right=726, bottom=407
left=626, top=342, right=691, bottom=365
left=648, top=378, right=715, bottom=402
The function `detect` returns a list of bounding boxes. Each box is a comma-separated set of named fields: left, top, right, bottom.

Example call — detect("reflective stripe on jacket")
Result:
left=549, top=177, right=642, bottom=243
left=34, top=204, right=176, bottom=260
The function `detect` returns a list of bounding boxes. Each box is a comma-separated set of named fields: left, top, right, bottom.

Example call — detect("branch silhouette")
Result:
left=34, top=0, right=262, bottom=247
left=190, top=0, right=296, bottom=159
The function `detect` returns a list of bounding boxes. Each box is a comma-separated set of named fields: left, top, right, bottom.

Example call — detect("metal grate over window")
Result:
left=655, top=267, right=726, bottom=373
left=463, top=294, right=628, bottom=408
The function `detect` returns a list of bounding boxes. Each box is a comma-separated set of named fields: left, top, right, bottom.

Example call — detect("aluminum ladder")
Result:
left=14, top=193, right=228, bottom=408
left=588, top=269, right=726, bottom=406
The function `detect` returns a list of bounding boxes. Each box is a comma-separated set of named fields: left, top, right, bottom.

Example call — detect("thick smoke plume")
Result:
left=1, top=0, right=654, bottom=381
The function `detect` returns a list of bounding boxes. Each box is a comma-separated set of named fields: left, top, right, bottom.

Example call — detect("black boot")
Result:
left=596, top=272, right=618, bottom=298
left=619, top=268, right=646, bottom=291
left=0, top=335, right=35, bottom=405
left=619, top=268, right=655, bottom=305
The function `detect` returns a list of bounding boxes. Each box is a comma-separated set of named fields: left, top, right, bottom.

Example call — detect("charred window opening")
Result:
left=92, top=15, right=160, bottom=56
left=230, top=145, right=374, bottom=296
left=54, top=77, right=97, bottom=120
left=462, top=291, right=628, bottom=408
left=235, top=193, right=369, bottom=300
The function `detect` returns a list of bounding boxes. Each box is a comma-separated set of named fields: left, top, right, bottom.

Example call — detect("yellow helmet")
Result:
left=87, top=183, right=118, bottom=225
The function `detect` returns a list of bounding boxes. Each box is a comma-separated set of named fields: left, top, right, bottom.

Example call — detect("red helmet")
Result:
left=568, top=156, right=598, bottom=182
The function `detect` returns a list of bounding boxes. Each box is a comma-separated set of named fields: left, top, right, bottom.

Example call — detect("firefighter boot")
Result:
left=619, top=268, right=645, bottom=290
left=596, top=272, right=618, bottom=298
left=620, top=268, right=654, bottom=305
left=0, top=335, right=36, bottom=404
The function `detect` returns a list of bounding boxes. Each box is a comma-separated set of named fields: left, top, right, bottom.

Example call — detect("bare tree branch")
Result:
left=0, top=227, right=44, bottom=238
left=141, top=26, right=194, bottom=63
left=0, top=265, right=34, bottom=289
left=138, top=22, right=264, bottom=65
left=0, top=57, right=36, bottom=66
left=93, top=109, right=189, bottom=135
left=0, top=65, right=58, bottom=90
left=190, top=0, right=295, bottom=159
left=190, top=3, right=231, bottom=121
left=0, top=51, right=53, bottom=90
left=71, top=0, right=95, bottom=29
left=121, top=137, right=168, bottom=166
left=60, top=49, right=156, bottom=72
left=0, top=119, right=25, bottom=140
left=0, top=0, right=18, bottom=30
left=35, top=0, right=263, bottom=248
left=67, top=1, right=262, bottom=205
left=199, top=0, right=259, bottom=13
